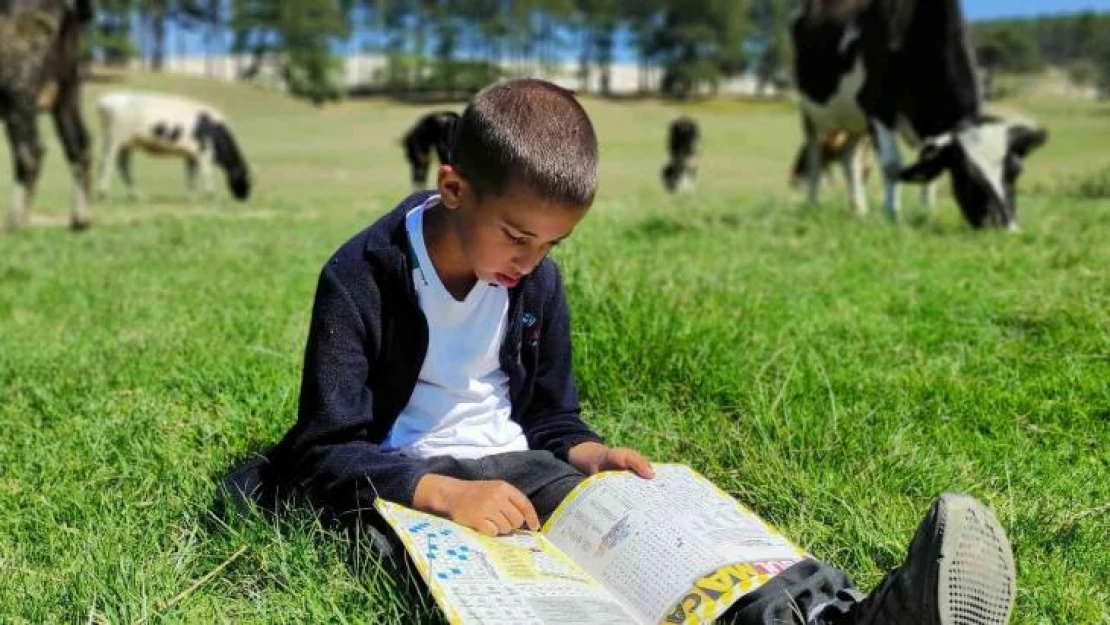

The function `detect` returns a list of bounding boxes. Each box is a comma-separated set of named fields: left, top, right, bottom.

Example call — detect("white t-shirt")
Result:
left=380, top=196, right=529, bottom=459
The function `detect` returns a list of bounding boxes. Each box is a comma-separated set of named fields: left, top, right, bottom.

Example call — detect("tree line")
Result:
left=973, top=11, right=1110, bottom=97
left=84, top=1, right=1110, bottom=103
left=85, top=0, right=784, bottom=102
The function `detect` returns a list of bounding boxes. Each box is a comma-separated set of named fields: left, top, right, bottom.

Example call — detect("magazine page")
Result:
left=542, top=464, right=806, bottom=624
left=375, top=499, right=641, bottom=625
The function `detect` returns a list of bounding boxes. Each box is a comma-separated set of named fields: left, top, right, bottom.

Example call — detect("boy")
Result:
left=225, top=79, right=1016, bottom=625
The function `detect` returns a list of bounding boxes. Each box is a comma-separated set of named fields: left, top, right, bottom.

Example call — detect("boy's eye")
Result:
left=503, top=228, right=529, bottom=245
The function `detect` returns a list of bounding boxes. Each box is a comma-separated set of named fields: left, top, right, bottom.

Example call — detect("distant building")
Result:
left=137, top=53, right=779, bottom=97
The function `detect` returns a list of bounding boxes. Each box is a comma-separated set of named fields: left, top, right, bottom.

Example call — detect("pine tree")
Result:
left=651, top=0, right=748, bottom=99
left=278, top=0, right=350, bottom=103
left=86, top=0, right=137, bottom=67
left=621, top=0, right=665, bottom=94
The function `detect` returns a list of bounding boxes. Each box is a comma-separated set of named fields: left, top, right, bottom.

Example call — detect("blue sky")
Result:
left=964, top=0, right=1110, bottom=19
left=164, top=2, right=1110, bottom=61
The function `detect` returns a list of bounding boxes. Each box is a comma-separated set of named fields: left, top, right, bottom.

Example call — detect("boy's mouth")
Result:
left=495, top=272, right=520, bottom=288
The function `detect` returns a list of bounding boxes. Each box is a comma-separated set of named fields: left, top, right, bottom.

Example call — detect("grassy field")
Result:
left=1, top=72, right=1108, bottom=623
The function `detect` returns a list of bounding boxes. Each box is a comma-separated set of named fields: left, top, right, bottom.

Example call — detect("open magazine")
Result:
left=374, top=464, right=808, bottom=624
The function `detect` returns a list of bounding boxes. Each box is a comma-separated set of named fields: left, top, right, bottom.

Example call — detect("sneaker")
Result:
left=842, top=493, right=1016, bottom=625
left=214, top=454, right=278, bottom=521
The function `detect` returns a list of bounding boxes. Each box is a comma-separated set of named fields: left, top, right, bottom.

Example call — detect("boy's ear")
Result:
left=436, top=165, right=466, bottom=209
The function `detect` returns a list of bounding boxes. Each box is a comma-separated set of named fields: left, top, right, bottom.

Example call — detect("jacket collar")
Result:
left=363, top=191, right=433, bottom=266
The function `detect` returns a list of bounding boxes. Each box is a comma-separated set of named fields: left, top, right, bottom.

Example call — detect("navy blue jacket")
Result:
left=268, top=191, right=603, bottom=517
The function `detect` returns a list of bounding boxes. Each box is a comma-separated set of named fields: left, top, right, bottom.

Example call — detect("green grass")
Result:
left=2, top=73, right=1108, bottom=623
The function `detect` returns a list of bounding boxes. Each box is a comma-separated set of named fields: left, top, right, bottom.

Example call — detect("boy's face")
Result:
left=438, top=167, right=588, bottom=288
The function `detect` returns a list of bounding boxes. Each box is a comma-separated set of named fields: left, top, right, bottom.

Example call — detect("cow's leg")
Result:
left=116, top=148, right=139, bottom=200
left=839, top=134, right=869, bottom=216
left=199, top=154, right=218, bottom=199
left=999, top=198, right=1020, bottom=233
left=184, top=156, right=199, bottom=199
left=4, top=106, right=45, bottom=232
left=677, top=157, right=695, bottom=192
left=801, top=115, right=822, bottom=205
left=920, top=181, right=937, bottom=214
left=52, top=88, right=93, bottom=230
left=789, top=142, right=808, bottom=189
left=96, top=136, right=121, bottom=199
left=871, top=120, right=903, bottom=220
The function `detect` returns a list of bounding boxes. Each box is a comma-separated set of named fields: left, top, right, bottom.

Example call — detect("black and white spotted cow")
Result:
left=662, top=116, right=699, bottom=193
left=95, top=91, right=251, bottom=201
left=792, top=0, right=1048, bottom=229
left=403, top=110, right=459, bottom=190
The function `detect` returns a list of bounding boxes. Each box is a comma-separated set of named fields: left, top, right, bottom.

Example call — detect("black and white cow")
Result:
left=403, top=110, right=458, bottom=190
left=96, top=91, right=251, bottom=201
left=662, top=116, right=699, bottom=193
left=792, top=0, right=1048, bottom=229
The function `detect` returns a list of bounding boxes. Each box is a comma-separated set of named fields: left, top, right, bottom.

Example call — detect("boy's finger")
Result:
left=504, top=503, right=525, bottom=529
left=479, top=519, right=500, bottom=537
left=492, top=512, right=513, bottom=535
left=630, top=453, right=655, bottom=478
left=509, top=488, right=541, bottom=531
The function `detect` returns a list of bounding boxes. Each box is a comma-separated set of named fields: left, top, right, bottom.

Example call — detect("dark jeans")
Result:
left=721, top=558, right=864, bottom=624
left=220, top=450, right=863, bottom=624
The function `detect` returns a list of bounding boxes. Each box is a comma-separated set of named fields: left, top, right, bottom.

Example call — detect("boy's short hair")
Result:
left=453, top=79, right=598, bottom=207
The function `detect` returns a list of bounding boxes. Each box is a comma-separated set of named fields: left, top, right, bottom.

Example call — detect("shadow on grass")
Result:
left=625, top=199, right=1013, bottom=244
left=1, top=264, right=33, bottom=283
left=625, top=211, right=751, bottom=241
left=992, top=310, right=1071, bottom=341
left=207, top=448, right=447, bottom=622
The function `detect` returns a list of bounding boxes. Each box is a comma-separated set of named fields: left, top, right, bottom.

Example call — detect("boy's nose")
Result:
left=512, top=251, right=540, bottom=275
left=510, top=261, right=532, bottom=277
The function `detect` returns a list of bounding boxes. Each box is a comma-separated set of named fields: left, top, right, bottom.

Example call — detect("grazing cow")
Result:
left=96, top=91, right=251, bottom=201
left=662, top=116, right=699, bottom=193
left=403, top=110, right=458, bottom=189
left=1, top=0, right=94, bottom=232
left=792, top=0, right=1048, bottom=229
left=788, top=129, right=874, bottom=189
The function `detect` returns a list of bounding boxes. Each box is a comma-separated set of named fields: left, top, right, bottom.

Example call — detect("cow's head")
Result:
left=212, top=124, right=251, bottom=201
left=195, top=113, right=251, bottom=201
left=900, top=117, right=1048, bottom=229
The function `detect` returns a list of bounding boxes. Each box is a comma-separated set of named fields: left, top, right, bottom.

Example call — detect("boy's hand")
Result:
left=568, top=441, right=655, bottom=479
left=413, top=474, right=540, bottom=537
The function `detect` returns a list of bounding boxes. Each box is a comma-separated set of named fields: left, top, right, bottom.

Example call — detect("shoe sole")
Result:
left=935, top=494, right=1016, bottom=625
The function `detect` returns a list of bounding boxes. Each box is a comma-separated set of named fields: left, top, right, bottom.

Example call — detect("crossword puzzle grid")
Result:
left=407, top=521, right=477, bottom=581
left=452, top=581, right=622, bottom=623
left=407, top=520, right=619, bottom=623
left=453, top=583, right=544, bottom=623
left=602, top=521, right=704, bottom=620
